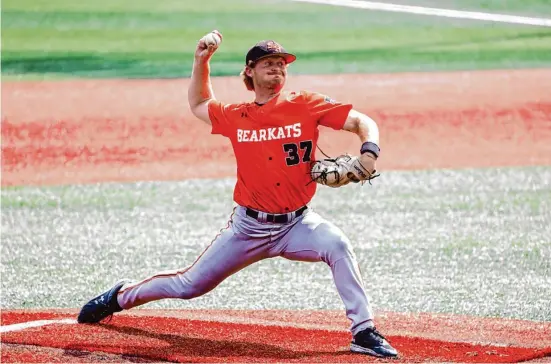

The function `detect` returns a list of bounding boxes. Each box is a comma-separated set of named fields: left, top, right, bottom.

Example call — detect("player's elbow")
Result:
left=187, top=92, right=206, bottom=112
left=343, top=110, right=375, bottom=133
left=189, top=98, right=213, bottom=125
left=358, top=113, right=379, bottom=135
left=188, top=97, right=206, bottom=114
left=343, top=110, right=379, bottom=144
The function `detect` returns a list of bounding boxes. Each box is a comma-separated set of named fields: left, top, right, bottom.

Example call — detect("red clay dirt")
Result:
left=2, top=69, right=551, bottom=186
left=1, top=69, right=551, bottom=362
left=0, top=343, right=158, bottom=363
left=2, top=310, right=550, bottom=363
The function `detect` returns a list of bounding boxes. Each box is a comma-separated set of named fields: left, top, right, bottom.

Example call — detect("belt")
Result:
left=246, top=206, right=308, bottom=224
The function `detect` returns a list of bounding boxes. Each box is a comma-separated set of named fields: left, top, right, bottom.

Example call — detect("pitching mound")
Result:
left=2, top=310, right=550, bottom=363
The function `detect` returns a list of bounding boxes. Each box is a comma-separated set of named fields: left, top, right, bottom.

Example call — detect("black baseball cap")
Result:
left=245, top=40, right=297, bottom=65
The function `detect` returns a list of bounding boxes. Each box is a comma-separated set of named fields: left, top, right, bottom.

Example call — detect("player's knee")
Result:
left=328, top=236, right=353, bottom=260
left=177, top=280, right=215, bottom=300
left=314, top=224, right=354, bottom=263
left=179, top=285, right=206, bottom=299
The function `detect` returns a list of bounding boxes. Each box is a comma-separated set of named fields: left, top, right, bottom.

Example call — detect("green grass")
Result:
left=2, top=166, right=550, bottom=320
left=2, top=0, right=551, bottom=79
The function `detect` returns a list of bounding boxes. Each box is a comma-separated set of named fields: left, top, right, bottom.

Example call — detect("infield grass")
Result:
left=2, top=0, right=551, bottom=79
left=2, top=166, right=550, bottom=320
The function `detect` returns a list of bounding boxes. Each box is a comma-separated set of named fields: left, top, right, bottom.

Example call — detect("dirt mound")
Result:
left=2, top=69, right=550, bottom=187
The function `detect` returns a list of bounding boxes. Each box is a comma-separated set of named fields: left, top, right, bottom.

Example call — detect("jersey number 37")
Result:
left=283, top=140, right=313, bottom=166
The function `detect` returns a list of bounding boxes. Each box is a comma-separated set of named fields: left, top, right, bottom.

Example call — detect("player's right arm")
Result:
left=188, top=31, right=221, bottom=125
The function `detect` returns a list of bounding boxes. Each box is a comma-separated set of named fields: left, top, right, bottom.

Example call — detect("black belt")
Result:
left=246, top=206, right=307, bottom=224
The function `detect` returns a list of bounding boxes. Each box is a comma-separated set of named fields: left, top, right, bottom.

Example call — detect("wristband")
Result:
left=360, top=141, right=380, bottom=159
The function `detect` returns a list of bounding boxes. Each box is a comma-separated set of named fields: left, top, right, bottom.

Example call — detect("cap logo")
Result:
left=266, top=41, right=282, bottom=52
left=324, top=96, right=337, bottom=104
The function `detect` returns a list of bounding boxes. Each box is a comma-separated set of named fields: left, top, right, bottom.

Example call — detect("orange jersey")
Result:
left=208, top=90, right=352, bottom=214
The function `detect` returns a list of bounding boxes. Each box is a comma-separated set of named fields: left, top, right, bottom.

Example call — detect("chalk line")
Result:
left=291, top=0, right=551, bottom=27
left=1, top=319, right=77, bottom=333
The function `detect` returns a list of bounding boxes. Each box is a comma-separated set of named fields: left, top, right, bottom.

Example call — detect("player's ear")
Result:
left=240, top=66, right=255, bottom=91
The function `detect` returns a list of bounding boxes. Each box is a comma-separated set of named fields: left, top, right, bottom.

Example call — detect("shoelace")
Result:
left=358, top=327, right=387, bottom=343
left=371, top=328, right=387, bottom=341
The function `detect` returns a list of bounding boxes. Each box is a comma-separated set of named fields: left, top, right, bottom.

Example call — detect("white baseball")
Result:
left=203, top=31, right=221, bottom=47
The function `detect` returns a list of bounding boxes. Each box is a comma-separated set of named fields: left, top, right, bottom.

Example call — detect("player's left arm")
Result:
left=341, top=109, right=380, bottom=172
left=308, top=95, right=380, bottom=186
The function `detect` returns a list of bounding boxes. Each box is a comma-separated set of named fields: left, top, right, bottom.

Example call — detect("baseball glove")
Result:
left=309, top=154, right=380, bottom=188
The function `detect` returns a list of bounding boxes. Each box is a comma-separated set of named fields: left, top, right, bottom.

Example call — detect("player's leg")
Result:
left=78, top=207, right=271, bottom=323
left=277, top=209, right=372, bottom=332
left=116, top=228, right=264, bottom=308
left=276, top=208, right=398, bottom=358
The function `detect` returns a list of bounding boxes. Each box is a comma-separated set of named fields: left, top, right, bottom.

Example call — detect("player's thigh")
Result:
left=184, top=228, right=270, bottom=287
left=280, top=210, right=355, bottom=264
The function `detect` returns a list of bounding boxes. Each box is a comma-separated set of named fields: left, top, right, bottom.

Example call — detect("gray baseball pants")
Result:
left=117, top=205, right=375, bottom=335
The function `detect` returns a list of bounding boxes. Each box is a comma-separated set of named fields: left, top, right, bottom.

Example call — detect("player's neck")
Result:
left=254, top=89, right=281, bottom=105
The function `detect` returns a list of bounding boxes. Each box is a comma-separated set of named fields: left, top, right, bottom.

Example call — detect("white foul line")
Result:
left=0, top=319, right=77, bottom=333
left=291, top=0, right=551, bottom=27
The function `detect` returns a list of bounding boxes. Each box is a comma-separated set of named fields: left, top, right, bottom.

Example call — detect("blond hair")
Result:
left=240, top=65, right=255, bottom=91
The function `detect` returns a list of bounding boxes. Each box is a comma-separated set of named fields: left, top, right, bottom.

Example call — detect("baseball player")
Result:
left=77, top=30, right=398, bottom=358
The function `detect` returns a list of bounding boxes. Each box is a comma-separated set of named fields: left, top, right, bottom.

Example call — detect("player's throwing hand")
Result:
left=195, top=30, right=223, bottom=61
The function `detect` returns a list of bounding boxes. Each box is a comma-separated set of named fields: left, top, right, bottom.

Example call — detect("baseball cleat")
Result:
left=350, top=327, right=399, bottom=358
left=77, top=279, right=130, bottom=324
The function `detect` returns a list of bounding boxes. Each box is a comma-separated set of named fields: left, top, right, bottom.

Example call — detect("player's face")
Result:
left=250, top=56, right=288, bottom=90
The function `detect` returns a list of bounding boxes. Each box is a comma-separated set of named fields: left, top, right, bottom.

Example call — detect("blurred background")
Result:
left=2, top=0, right=551, bottom=79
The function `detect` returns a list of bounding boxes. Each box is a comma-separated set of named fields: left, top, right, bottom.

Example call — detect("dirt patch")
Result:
left=2, top=69, right=550, bottom=187
left=0, top=343, right=158, bottom=363
left=2, top=310, right=550, bottom=363
left=4, top=309, right=549, bottom=350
